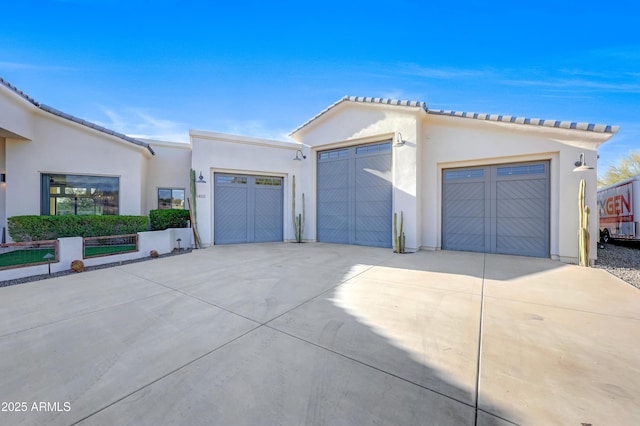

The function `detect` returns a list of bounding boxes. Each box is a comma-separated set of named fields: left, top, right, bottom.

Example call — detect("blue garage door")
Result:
left=317, top=141, right=392, bottom=248
left=442, top=161, right=550, bottom=257
left=214, top=174, right=283, bottom=244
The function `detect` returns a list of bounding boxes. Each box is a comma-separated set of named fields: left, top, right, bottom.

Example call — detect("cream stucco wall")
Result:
left=293, top=102, right=426, bottom=251
left=0, top=87, right=35, bottom=141
left=292, top=100, right=611, bottom=262
left=420, top=114, right=604, bottom=263
left=4, top=108, right=153, bottom=228
left=1, top=79, right=615, bottom=264
left=145, top=140, right=192, bottom=214
left=190, top=130, right=306, bottom=247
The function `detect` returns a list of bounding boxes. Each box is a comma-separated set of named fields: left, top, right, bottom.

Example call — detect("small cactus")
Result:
left=70, top=260, right=85, bottom=273
left=292, top=176, right=305, bottom=243
left=394, top=211, right=406, bottom=253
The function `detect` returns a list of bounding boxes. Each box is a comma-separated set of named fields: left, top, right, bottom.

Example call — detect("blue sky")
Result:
left=1, top=0, right=638, bottom=176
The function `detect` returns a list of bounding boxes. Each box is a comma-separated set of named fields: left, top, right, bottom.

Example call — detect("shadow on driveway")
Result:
left=1, top=242, right=570, bottom=425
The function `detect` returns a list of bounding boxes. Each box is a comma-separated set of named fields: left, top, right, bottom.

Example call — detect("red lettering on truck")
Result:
left=605, top=194, right=631, bottom=216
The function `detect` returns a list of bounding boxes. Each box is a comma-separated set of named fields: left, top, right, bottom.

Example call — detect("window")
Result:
left=318, top=149, right=348, bottom=160
left=41, top=174, right=119, bottom=215
left=255, top=178, right=282, bottom=186
left=444, top=169, right=485, bottom=180
left=497, top=164, right=546, bottom=176
left=355, top=142, right=391, bottom=154
left=216, top=175, right=248, bottom=185
left=158, top=188, right=185, bottom=210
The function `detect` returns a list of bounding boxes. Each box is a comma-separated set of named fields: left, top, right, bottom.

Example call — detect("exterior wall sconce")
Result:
left=293, top=150, right=306, bottom=161
left=0, top=173, right=5, bottom=183
left=573, top=153, right=594, bottom=172
left=393, top=132, right=405, bottom=147
left=196, top=171, right=207, bottom=183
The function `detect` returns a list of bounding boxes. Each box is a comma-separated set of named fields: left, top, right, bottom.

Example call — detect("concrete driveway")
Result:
left=1, top=243, right=638, bottom=425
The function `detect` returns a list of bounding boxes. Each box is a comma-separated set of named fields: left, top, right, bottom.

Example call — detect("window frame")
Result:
left=157, top=187, right=186, bottom=210
left=41, top=173, right=120, bottom=216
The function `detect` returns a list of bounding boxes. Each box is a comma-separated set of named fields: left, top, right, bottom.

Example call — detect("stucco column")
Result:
left=392, top=123, right=421, bottom=252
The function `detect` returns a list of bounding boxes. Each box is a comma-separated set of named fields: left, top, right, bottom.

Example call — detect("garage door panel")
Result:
left=214, top=186, right=248, bottom=244
left=496, top=236, right=546, bottom=256
left=497, top=217, right=547, bottom=237
left=443, top=162, right=549, bottom=258
left=355, top=231, right=389, bottom=247
left=214, top=174, right=282, bottom=244
left=497, top=179, right=546, bottom=199
left=355, top=185, right=390, bottom=201
left=496, top=198, right=546, bottom=218
left=444, top=232, right=485, bottom=252
left=445, top=199, right=485, bottom=218
left=355, top=215, right=391, bottom=244
left=355, top=200, right=392, bottom=215
left=317, top=224, right=349, bottom=244
left=318, top=142, right=392, bottom=248
left=445, top=217, right=485, bottom=235
left=318, top=188, right=348, bottom=202
left=319, top=162, right=348, bottom=184
left=442, top=179, right=485, bottom=252
left=444, top=183, right=486, bottom=201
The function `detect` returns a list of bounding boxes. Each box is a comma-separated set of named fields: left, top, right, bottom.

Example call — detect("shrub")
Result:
left=70, top=260, right=85, bottom=273
left=149, top=209, right=190, bottom=231
left=8, top=215, right=149, bottom=242
left=150, top=250, right=159, bottom=258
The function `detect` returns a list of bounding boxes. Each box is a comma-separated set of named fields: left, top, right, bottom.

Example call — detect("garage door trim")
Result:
left=442, top=160, right=550, bottom=257
left=213, top=172, right=284, bottom=245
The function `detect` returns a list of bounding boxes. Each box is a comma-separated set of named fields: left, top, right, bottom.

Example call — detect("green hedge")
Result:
left=8, top=215, right=149, bottom=242
left=149, top=209, right=191, bottom=231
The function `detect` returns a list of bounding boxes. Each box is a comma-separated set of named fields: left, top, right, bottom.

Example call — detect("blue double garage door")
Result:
left=214, top=174, right=283, bottom=244
left=442, top=161, right=550, bottom=257
left=317, top=141, right=393, bottom=248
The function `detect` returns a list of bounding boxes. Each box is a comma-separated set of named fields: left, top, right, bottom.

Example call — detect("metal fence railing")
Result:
left=83, top=234, right=139, bottom=259
left=0, top=240, right=59, bottom=270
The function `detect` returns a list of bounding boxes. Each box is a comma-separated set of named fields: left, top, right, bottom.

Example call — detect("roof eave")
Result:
left=425, top=109, right=619, bottom=137
left=1, top=77, right=155, bottom=155
left=290, top=96, right=428, bottom=139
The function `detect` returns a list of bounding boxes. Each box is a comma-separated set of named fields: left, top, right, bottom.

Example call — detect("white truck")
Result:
left=598, top=176, right=640, bottom=243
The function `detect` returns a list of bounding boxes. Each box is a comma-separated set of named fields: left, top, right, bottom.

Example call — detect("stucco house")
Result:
left=0, top=79, right=617, bottom=264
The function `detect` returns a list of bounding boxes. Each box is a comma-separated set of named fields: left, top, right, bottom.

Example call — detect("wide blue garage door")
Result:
left=214, top=174, right=283, bottom=244
left=317, top=141, right=392, bottom=248
left=442, top=161, right=550, bottom=257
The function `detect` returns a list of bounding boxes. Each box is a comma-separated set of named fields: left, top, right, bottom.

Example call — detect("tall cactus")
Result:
left=578, top=178, right=590, bottom=267
left=292, top=175, right=305, bottom=243
left=394, top=211, right=406, bottom=253
left=393, top=213, right=398, bottom=253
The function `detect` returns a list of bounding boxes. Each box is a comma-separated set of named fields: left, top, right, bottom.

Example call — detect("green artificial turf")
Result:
left=0, top=248, right=56, bottom=268
left=84, top=245, right=137, bottom=257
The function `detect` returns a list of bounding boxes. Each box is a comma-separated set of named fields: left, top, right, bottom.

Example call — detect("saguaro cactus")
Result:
left=578, top=178, right=590, bottom=267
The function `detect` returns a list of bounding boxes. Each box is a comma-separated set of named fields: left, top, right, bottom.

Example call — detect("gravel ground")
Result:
left=596, top=241, right=640, bottom=290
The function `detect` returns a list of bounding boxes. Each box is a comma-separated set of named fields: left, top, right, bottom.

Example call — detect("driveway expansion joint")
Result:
left=264, top=324, right=477, bottom=410
left=473, top=253, right=487, bottom=426
left=70, top=323, right=264, bottom=425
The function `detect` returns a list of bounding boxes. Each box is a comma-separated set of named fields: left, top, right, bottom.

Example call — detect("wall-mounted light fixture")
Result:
left=573, top=153, right=594, bottom=172
left=293, top=149, right=306, bottom=161
left=0, top=173, right=5, bottom=183
left=196, top=171, right=207, bottom=183
left=393, top=132, right=405, bottom=147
